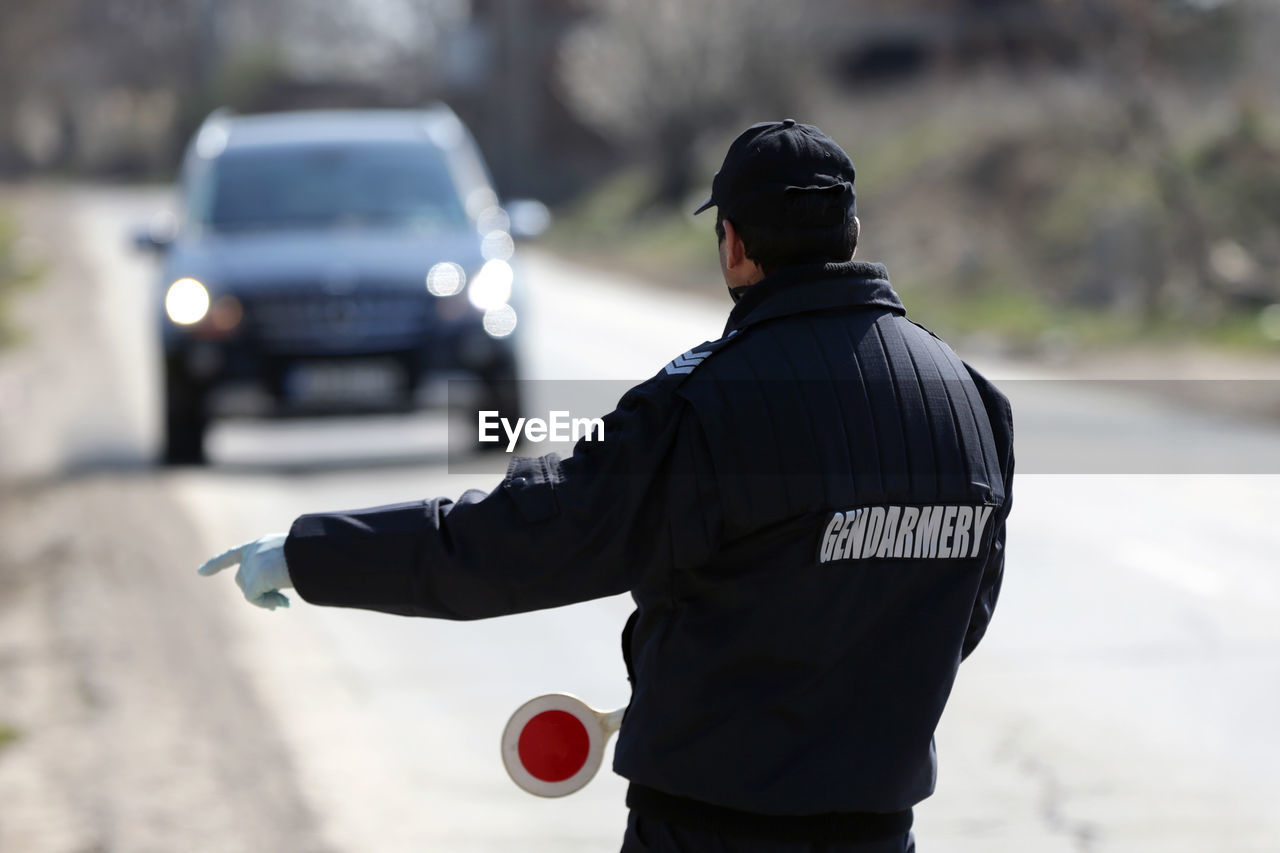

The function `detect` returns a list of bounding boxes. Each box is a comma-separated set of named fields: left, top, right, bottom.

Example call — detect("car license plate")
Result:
left=283, top=360, right=405, bottom=404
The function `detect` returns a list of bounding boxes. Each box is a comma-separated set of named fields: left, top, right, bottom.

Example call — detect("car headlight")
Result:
left=165, top=278, right=210, bottom=325
left=467, top=259, right=513, bottom=310
left=426, top=262, right=467, bottom=297
left=482, top=304, right=518, bottom=338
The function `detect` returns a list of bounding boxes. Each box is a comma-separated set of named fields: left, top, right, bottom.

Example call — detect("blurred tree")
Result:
left=0, top=0, right=289, bottom=173
left=0, top=0, right=472, bottom=174
left=0, top=0, right=76, bottom=171
left=948, top=0, right=1256, bottom=321
left=557, top=0, right=824, bottom=209
left=282, top=0, right=468, bottom=96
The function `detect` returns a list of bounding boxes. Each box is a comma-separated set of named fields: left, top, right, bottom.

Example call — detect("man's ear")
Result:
left=722, top=219, right=748, bottom=270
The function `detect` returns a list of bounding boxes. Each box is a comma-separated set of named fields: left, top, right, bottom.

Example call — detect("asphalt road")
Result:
left=9, top=186, right=1280, bottom=852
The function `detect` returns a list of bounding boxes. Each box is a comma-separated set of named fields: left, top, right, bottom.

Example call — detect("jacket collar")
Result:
left=723, top=260, right=905, bottom=336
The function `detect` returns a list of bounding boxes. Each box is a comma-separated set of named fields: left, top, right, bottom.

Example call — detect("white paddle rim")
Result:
left=501, top=693, right=624, bottom=797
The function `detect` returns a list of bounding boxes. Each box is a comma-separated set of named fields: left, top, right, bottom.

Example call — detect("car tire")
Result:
left=162, top=362, right=208, bottom=466
left=474, top=375, right=522, bottom=455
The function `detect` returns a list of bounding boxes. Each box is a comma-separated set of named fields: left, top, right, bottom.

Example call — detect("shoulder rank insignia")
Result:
left=663, top=330, right=739, bottom=376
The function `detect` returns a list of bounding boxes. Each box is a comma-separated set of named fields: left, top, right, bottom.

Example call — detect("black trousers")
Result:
left=620, top=812, right=917, bottom=853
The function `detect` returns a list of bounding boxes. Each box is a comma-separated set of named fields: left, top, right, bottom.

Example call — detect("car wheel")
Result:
left=162, top=362, right=208, bottom=466
left=474, top=376, right=522, bottom=455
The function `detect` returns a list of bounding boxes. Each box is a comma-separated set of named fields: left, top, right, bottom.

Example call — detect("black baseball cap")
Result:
left=693, top=120, right=856, bottom=226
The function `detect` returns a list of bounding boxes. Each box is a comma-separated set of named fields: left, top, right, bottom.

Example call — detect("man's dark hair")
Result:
left=715, top=193, right=859, bottom=278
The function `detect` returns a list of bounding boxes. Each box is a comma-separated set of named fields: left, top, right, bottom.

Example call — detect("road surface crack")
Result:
left=996, top=722, right=1102, bottom=852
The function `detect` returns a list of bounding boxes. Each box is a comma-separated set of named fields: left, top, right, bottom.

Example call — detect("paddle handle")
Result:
left=597, top=707, right=625, bottom=738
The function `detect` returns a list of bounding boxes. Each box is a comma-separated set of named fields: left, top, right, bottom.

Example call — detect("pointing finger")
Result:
left=197, top=543, right=251, bottom=576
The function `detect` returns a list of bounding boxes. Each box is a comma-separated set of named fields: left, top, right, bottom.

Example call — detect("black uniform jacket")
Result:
left=285, top=260, right=1014, bottom=818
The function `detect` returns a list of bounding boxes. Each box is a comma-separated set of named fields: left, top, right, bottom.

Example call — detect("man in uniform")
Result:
left=200, top=121, right=1014, bottom=852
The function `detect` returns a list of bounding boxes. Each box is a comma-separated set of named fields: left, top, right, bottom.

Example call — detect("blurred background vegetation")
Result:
left=0, top=210, right=42, bottom=350
left=2, top=0, right=1278, bottom=354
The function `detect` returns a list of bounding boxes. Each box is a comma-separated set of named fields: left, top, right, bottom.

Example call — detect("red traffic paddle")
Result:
left=501, top=693, right=624, bottom=797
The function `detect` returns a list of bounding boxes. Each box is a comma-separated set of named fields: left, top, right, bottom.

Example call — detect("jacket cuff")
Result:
left=283, top=503, right=426, bottom=611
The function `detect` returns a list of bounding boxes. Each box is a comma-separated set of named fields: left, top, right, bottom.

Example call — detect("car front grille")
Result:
left=244, top=287, right=431, bottom=353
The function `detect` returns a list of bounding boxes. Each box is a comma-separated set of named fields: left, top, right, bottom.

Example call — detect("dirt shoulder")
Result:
left=0, top=185, right=326, bottom=853
left=0, top=475, right=329, bottom=853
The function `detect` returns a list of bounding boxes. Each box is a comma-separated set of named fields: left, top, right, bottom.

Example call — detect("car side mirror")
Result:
left=132, top=229, right=171, bottom=253
left=131, top=211, right=178, bottom=254
left=504, top=200, right=551, bottom=240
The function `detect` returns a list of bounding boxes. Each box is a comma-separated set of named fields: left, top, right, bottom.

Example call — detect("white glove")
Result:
left=197, top=533, right=293, bottom=610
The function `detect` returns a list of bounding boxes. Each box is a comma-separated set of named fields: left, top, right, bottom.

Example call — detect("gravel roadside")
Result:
left=0, top=186, right=328, bottom=853
left=0, top=476, right=330, bottom=853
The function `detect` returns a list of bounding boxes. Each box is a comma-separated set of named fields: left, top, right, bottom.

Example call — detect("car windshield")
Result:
left=201, top=142, right=470, bottom=231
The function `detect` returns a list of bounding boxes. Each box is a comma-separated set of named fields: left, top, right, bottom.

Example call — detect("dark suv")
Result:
left=138, top=106, right=533, bottom=464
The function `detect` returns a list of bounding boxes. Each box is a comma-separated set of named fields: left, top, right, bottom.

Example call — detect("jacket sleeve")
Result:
left=283, top=376, right=720, bottom=619
left=961, top=366, right=1015, bottom=660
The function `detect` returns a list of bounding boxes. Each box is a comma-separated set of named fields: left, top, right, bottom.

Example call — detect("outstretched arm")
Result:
left=199, top=375, right=719, bottom=620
